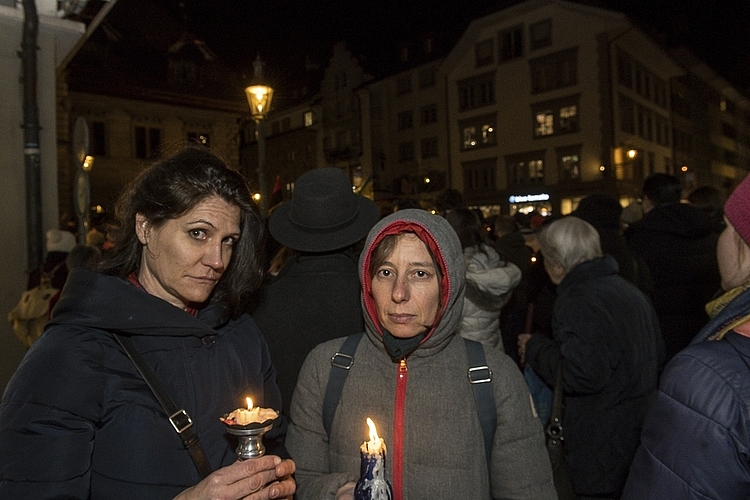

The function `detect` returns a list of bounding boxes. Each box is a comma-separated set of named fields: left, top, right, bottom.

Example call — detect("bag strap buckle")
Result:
left=468, top=365, right=492, bottom=384
left=331, top=352, right=355, bottom=370
left=169, top=409, right=194, bottom=434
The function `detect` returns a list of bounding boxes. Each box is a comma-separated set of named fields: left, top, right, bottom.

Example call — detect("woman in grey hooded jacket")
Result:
left=286, top=209, right=555, bottom=500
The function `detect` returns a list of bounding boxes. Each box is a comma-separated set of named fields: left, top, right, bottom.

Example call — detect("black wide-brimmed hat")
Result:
left=268, top=168, right=381, bottom=253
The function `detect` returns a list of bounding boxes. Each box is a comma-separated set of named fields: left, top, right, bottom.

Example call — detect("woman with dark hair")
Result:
left=445, top=208, right=521, bottom=351
left=0, top=146, right=295, bottom=499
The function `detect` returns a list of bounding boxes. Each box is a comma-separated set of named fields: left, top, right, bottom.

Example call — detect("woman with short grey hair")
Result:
left=536, top=216, right=602, bottom=276
left=518, top=216, right=663, bottom=499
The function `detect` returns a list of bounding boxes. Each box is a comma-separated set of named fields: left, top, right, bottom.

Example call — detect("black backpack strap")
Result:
left=114, top=333, right=213, bottom=479
left=464, top=338, right=496, bottom=474
left=323, top=332, right=364, bottom=437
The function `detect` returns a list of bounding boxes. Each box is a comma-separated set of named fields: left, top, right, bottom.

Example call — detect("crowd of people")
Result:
left=1, top=143, right=747, bottom=499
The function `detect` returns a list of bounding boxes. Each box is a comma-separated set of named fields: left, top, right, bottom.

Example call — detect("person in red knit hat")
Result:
left=623, top=174, right=750, bottom=499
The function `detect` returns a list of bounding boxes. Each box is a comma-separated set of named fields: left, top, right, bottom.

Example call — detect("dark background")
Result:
left=161, top=0, right=750, bottom=93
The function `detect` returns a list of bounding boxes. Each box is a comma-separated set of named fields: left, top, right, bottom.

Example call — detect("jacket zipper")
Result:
left=393, top=357, right=407, bottom=500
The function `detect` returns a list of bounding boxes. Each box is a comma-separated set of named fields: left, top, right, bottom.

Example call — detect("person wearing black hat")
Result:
left=249, top=168, right=381, bottom=418
left=571, top=193, right=651, bottom=294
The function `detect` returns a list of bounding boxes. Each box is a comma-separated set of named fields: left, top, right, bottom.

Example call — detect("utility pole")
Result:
left=22, top=0, right=42, bottom=271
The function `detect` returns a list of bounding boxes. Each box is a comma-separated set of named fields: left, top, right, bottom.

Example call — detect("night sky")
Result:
left=164, top=0, right=750, bottom=93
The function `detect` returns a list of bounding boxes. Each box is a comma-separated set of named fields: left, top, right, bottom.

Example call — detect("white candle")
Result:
left=223, top=397, right=278, bottom=426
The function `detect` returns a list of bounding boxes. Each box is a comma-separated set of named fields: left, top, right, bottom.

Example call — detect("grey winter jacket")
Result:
left=286, top=209, right=556, bottom=500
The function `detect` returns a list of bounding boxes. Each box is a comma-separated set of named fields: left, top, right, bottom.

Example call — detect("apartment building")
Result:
left=442, top=0, right=683, bottom=215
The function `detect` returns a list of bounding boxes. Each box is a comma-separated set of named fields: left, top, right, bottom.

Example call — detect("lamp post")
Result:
left=245, top=54, right=274, bottom=216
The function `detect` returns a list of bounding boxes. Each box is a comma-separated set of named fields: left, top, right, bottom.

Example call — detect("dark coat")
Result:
left=525, top=256, right=663, bottom=498
left=495, top=231, right=534, bottom=361
left=249, top=249, right=365, bottom=417
left=622, top=331, right=750, bottom=499
left=0, top=268, right=284, bottom=499
left=625, top=202, right=721, bottom=361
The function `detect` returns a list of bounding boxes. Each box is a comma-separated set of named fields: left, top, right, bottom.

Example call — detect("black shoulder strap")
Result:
left=322, top=334, right=496, bottom=475
left=464, top=338, right=496, bottom=473
left=323, top=332, right=364, bottom=437
left=113, top=333, right=213, bottom=479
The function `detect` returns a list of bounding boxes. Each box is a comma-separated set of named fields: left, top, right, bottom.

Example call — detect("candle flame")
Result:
left=246, top=397, right=253, bottom=410
left=366, top=417, right=379, bottom=442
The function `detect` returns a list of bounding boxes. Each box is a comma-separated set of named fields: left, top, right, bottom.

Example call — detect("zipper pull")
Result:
left=399, top=358, right=407, bottom=373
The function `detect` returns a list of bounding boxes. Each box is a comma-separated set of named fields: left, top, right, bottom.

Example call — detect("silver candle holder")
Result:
left=223, top=420, right=276, bottom=459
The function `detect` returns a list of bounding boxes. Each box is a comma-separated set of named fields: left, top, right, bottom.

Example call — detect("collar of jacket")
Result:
left=556, top=255, right=618, bottom=296
left=693, top=284, right=750, bottom=343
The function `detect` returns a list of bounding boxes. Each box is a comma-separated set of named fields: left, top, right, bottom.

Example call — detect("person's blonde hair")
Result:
left=537, top=216, right=602, bottom=272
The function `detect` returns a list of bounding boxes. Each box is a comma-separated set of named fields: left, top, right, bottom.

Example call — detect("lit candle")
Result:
left=221, top=397, right=278, bottom=426
left=361, top=417, right=385, bottom=455
left=354, top=417, right=393, bottom=500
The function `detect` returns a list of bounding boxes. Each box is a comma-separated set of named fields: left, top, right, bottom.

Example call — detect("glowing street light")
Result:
left=244, top=54, right=274, bottom=216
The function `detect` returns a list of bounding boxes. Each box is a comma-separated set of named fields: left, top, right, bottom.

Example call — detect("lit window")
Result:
left=464, top=126, right=477, bottom=148
left=559, top=105, right=577, bottom=132
left=482, top=124, right=495, bottom=144
left=304, top=111, right=314, bottom=127
left=535, top=111, right=554, bottom=136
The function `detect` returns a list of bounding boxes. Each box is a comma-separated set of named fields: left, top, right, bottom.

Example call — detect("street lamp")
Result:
left=244, top=54, right=274, bottom=216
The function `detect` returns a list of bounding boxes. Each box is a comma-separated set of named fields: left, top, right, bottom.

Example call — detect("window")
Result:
left=187, top=131, right=209, bottom=147
left=506, top=151, right=545, bottom=185
left=397, top=75, right=412, bottom=95
left=619, top=94, right=635, bottom=134
left=475, top=39, right=494, bottom=67
left=530, top=48, right=577, bottom=93
left=557, top=145, right=581, bottom=182
left=458, top=72, right=495, bottom=111
left=397, top=110, right=414, bottom=130
left=304, top=111, right=314, bottom=127
left=617, top=51, right=633, bottom=88
left=530, top=19, right=551, bottom=50
left=531, top=96, right=579, bottom=137
left=463, top=158, right=497, bottom=194
left=419, top=68, right=437, bottom=88
left=559, top=105, right=578, bottom=133
left=91, top=121, right=106, bottom=157
left=135, top=126, right=162, bottom=159
left=421, top=104, right=438, bottom=125
left=460, top=113, right=497, bottom=150
left=398, top=141, right=415, bottom=162
left=498, top=25, right=523, bottom=61
left=421, top=137, right=438, bottom=159
left=535, top=110, right=554, bottom=136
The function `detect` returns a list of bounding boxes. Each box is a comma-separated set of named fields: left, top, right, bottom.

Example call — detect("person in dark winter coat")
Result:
left=494, top=215, right=534, bottom=362
left=249, top=168, right=381, bottom=418
left=518, top=216, right=663, bottom=499
left=287, top=209, right=556, bottom=500
left=625, top=173, right=721, bottom=362
left=622, top=174, right=750, bottom=499
left=0, top=146, right=296, bottom=500
left=571, top=193, right=651, bottom=293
